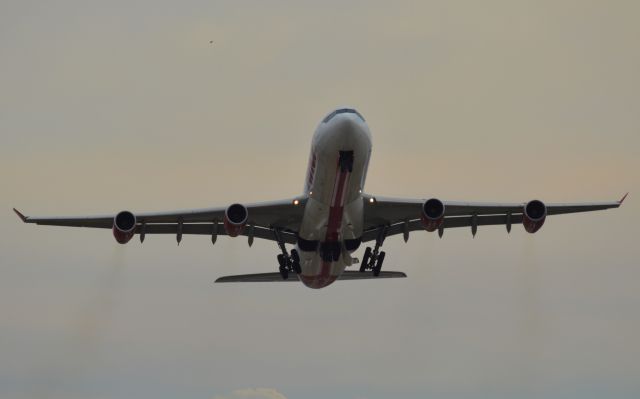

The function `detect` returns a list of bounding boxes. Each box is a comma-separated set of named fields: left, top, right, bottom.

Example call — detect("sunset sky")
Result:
left=1, top=1, right=639, bottom=398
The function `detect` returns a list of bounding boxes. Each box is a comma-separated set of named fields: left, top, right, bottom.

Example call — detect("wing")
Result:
left=13, top=197, right=307, bottom=244
left=361, top=193, right=627, bottom=242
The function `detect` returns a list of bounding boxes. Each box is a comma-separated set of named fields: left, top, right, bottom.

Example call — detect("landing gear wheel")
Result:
left=275, top=229, right=301, bottom=279
left=332, top=244, right=341, bottom=262
left=373, top=251, right=385, bottom=277
left=321, top=242, right=341, bottom=262
left=277, top=254, right=287, bottom=268
left=292, top=261, right=302, bottom=274
left=277, top=254, right=289, bottom=280
left=289, top=249, right=302, bottom=274
left=291, top=249, right=300, bottom=264
left=360, top=247, right=372, bottom=272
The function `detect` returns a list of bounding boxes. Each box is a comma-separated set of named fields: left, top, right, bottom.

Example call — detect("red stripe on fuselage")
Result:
left=326, top=166, right=350, bottom=241
left=316, top=157, right=351, bottom=280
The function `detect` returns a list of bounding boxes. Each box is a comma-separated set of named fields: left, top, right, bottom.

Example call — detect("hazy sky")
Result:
left=1, top=1, right=639, bottom=398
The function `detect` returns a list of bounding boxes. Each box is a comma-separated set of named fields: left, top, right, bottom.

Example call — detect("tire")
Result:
left=360, top=247, right=372, bottom=272
left=277, top=254, right=286, bottom=268
left=292, top=261, right=302, bottom=274
left=373, top=251, right=385, bottom=277
left=291, top=249, right=300, bottom=264
left=332, top=245, right=341, bottom=262
left=319, top=243, right=333, bottom=262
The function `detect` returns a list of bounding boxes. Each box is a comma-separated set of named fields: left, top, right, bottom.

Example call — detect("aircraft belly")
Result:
left=295, top=119, right=370, bottom=288
left=298, top=132, right=369, bottom=241
left=296, top=254, right=347, bottom=289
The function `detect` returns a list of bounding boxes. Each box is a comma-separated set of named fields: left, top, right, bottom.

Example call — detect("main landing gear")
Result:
left=360, top=246, right=385, bottom=276
left=277, top=249, right=301, bottom=280
left=274, top=230, right=301, bottom=280
left=359, top=227, right=387, bottom=277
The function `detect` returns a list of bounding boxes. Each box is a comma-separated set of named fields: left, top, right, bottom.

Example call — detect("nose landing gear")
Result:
left=339, top=150, right=354, bottom=173
left=320, top=241, right=341, bottom=262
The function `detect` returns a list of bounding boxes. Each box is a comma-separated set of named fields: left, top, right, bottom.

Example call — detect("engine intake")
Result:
left=113, top=210, right=136, bottom=244
left=421, top=198, right=445, bottom=232
left=523, top=200, right=547, bottom=233
left=224, top=203, right=248, bottom=237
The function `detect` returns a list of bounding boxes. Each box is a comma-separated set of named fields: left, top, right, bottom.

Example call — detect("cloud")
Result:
left=213, top=388, right=287, bottom=399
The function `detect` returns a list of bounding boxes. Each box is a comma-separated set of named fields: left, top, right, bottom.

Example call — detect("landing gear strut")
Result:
left=359, top=226, right=387, bottom=276
left=274, top=230, right=301, bottom=280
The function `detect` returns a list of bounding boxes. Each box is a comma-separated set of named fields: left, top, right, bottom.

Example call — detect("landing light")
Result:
left=369, top=197, right=375, bottom=204
left=293, top=199, right=300, bottom=206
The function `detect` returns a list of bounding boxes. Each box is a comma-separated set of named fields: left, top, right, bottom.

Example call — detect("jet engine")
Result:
left=522, top=200, right=547, bottom=233
left=113, top=210, right=136, bottom=244
left=224, top=203, right=248, bottom=237
left=421, top=198, right=445, bottom=232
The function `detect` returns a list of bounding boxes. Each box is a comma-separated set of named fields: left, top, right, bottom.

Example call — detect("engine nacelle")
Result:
left=113, top=210, right=136, bottom=244
left=421, top=198, right=445, bottom=232
left=224, top=203, right=248, bottom=237
left=522, top=200, right=547, bottom=233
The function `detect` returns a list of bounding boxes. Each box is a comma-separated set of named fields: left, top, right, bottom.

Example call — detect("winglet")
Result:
left=619, top=192, right=629, bottom=204
left=13, top=208, right=28, bottom=222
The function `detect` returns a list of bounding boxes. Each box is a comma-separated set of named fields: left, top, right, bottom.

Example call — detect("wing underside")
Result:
left=13, top=194, right=625, bottom=245
left=14, top=198, right=306, bottom=244
left=361, top=194, right=626, bottom=242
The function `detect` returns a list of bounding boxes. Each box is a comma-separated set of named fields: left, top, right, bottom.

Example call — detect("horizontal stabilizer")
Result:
left=215, top=270, right=407, bottom=283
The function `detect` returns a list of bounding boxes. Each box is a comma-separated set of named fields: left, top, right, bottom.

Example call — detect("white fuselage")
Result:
left=295, top=108, right=372, bottom=288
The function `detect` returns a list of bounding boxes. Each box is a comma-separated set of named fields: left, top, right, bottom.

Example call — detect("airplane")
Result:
left=14, top=107, right=627, bottom=289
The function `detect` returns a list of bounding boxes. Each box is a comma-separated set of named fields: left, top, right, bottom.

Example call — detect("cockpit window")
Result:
left=322, top=108, right=366, bottom=123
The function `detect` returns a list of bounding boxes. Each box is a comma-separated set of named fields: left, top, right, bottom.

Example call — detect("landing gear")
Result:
left=320, top=241, right=341, bottom=262
left=290, top=249, right=302, bottom=274
left=359, top=227, right=387, bottom=276
left=276, top=251, right=300, bottom=280
left=373, top=251, right=385, bottom=276
left=339, top=150, right=354, bottom=173
left=360, top=247, right=386, bottom=276
left=274, top=230, right=301, bottom=280
left=360, top=247, right=372, bottom=272
left=277, top=254, right=289, bottom=280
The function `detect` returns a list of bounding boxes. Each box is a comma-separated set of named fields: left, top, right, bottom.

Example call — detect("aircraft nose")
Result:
left=316, top=108, right=371, bottom=149
left=333, top=113, right=365, bottom=135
